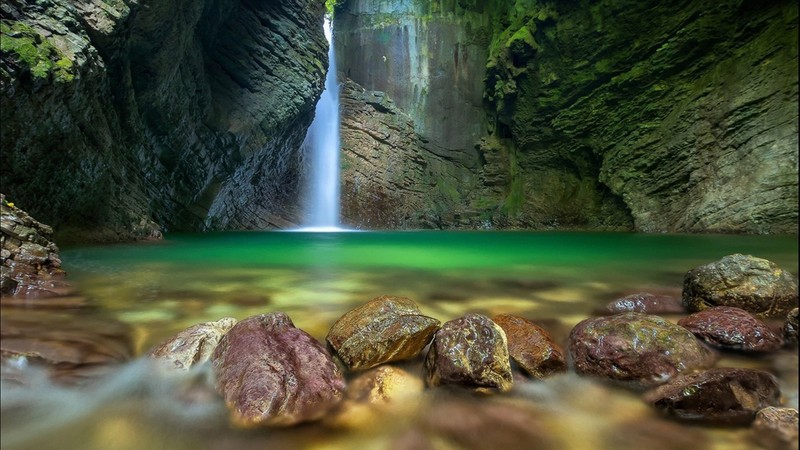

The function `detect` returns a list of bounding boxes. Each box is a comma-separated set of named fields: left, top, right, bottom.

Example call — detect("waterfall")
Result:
left=300, top=17, right=342, bottom=231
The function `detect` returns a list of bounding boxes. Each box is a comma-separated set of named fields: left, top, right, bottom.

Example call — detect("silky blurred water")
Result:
left=1, top=231, right=797, bottom=450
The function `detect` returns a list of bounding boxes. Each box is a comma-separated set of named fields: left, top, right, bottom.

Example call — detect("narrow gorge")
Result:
left=1, top=0, right=797, bottom=240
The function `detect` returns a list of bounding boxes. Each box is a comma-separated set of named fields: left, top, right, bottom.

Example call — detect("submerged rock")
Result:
left=0, top=309, right=133, bottom=384
left=643, top=368, right=781, bottom=424
left=1, top=195, right=69, bottom=298
left=211, top=313, right=345, bottom=427
left=568, top=312, right=717, bottom=387
left=149, top=317, right=238, bottom=370
left=784, top=308, right=799, bottom=347
left=751, top=407, right=799, bottom=450
left=678, top=306, right=783, bottom=353
left=682, top=254, right=798, bottom=319
left=604, top=292, right=684, bottom=315
left=326, top=295, right=440, bottom=371
left=425, top=313, right=513, bottom=393
left=492, top=313, right=566, bottom=379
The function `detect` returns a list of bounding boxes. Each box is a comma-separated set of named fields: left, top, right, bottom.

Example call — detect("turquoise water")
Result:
left=3, top=231, right=797, bottom=450
left=60, top=231, right=798, bottom=351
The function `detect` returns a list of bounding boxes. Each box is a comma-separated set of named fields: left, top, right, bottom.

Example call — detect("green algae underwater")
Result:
left=2, top=230, right=798, bottom=450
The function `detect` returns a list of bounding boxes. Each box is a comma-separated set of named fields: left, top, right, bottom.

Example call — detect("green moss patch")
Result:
left=0, top=20, right=75, bottom=82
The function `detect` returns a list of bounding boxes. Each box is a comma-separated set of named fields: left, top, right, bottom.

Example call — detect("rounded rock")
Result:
left=326, top=295, right=440, bottom=371
left=682, top=254, right=798, bottom=319
left=492, top=313, right=566, bottom=379
left=678, top=306, right=783, bottom=353
left=211, top=312, right=345, bottom=427
left=643, top=368, right=782, bottom=425
left=425, top=313, right=513, bottom=393
left=751, top=407, right=799, bottom=450
left=568, top=312, right=717, bottom=387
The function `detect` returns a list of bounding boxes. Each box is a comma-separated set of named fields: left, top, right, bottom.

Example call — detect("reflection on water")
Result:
left=1, top=231, right=798, bottom=449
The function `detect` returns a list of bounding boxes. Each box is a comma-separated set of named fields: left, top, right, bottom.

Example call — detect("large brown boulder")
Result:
left=682, top=254, right=798, bottom=319
left=211, top=313, right=345, bottom=427
left=425, top=313, right=513, bottom=393
left=643, top=368, right=781, bottom=425
left=568, top=312, right=717, bottom=387
left=149, top=317, right=237, bottom=370
left=678, top=306, right=783, bottom=353
left=326, top=295, right=440, bottom=371
left=492, top=313, right=566, bottom=379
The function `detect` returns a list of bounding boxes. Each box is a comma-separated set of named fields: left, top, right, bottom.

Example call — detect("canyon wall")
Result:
left=335, top=0, right=798, bottom=233
left=1, top=0, right=327, bottom=241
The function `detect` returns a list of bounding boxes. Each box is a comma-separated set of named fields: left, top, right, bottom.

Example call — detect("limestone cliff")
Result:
left=1, top=0, right=327, bottom=241
left=335, top=0, right=798, bottom=233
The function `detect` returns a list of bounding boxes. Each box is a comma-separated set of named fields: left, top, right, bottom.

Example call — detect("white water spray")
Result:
left=301, top=18, right=342, bottom=231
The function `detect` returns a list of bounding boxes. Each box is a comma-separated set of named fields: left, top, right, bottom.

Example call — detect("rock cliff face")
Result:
left=1, top=0, right=327, bottom=241
left=335, top=0, right=798, bottom=233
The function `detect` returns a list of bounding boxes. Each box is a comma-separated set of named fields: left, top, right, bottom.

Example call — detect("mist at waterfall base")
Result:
left=299, top=18, right=343, bottom=232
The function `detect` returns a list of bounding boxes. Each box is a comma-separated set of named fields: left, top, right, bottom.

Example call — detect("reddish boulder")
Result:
left=678, top=306, right=783, bottom=353
left=569, top=312, right=717, bottom=387
left=492, top=313, right=566, bottom=379
left=643, top=368, right=781, bottom=424
left=211, top=313, right=345, bottom=427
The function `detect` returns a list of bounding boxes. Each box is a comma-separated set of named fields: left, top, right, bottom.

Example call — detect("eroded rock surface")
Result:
left=492, top=313, right=566, bottom=379
left=211, top=313, right=345, bottom=427
left=643, top=368, right=781, bottom=424
left=149, top=317, right=237, bottom=370
left=1, top=196, right=69, bottom=298
left=784, top=308, right=799, bottom=347
left=568, top=312, right=717, bottom=387
left=683, top=254, right=799, bottom=319
left=425, top=313, right=513, bottom=392
left=326, top=295, right=440, bottom=371
left=678, top=306, right=783, bottom=353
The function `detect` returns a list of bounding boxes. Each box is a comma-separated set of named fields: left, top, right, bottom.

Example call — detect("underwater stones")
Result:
left=604, top=292, right=684, bottom=314
left=345, top=365, right=424, bottom=404
left=492, top=313, right=566, bottom=379
left=784, top=308, right=799, bottom=347
left=149, top=317, right=238, bottom=370
left=751, top=407, right=799, bottom=450
left=211, top=313, right=345, bottom=427
left=678, top=306, right=783, bottom=353
left=568, top=312, right=717, bottom=387
left=425, top=313, right=513, bottom=393
left=326, top=295, right=440, bottom=371
left=643, top=368, right=781, bottom=425
left=682, top=254, right=799, bottom=319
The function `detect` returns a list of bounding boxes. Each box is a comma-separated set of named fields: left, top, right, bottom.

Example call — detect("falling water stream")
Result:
left=301, top=18, right=342, bottom=231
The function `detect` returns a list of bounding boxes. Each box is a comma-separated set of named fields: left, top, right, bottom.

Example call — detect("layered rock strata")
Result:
left=1, top=0, right=327, bottom=241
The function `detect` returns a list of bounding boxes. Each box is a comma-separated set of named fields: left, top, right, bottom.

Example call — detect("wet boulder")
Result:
left=784, top=308, right=799, bottom=347
left=425, top=313, right=513, bottom=393
left=643, top=368, right=781, bottom=425
left=326, top=295, right=440, bottom=371
left=211, top=313, right=345, bottom=427
left=678, top=306, right=783, bottom=353
left=751, top=407, right=799, bottom=450
left=569, top=312, right=717, bottom=387
left=682, top=254, right=798, bottom=319
left=604, top=292, right=684, bottom=315
left=149, top=317, right=238, bottom=370
left=492, top=313, right=566, bottom=379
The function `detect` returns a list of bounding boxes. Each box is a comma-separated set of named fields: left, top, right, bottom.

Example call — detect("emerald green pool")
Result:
left=3, top=231, right=798, bottom=450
